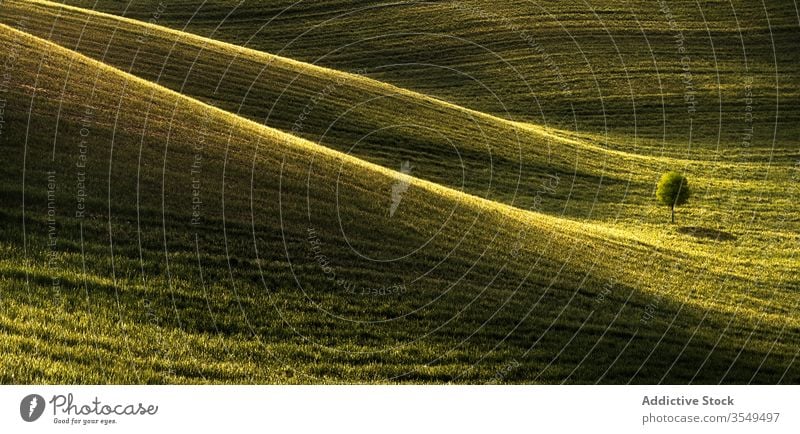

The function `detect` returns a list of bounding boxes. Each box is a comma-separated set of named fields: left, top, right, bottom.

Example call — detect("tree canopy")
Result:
left=656, top=171, right=690, bottom=223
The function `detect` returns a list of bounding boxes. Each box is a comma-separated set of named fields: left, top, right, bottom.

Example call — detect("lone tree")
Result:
left=656, top=171, right=690, bottom=223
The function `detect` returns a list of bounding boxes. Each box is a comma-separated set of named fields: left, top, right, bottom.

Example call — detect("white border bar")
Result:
left=0, top=386, right=796, bottom=433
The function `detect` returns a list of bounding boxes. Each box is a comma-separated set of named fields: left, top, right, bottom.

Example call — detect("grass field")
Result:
left=47, top=0, right=800, bottom=155
left=0, top=0, right=797, bottom=383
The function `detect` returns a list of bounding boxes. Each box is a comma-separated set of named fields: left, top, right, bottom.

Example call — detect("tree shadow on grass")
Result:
left=677, top=226, right=737, bottom=241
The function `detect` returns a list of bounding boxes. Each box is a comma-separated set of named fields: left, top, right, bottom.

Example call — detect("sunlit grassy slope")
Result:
left=0, top=2, right=797, bottom=384
left=0, top=0, right=795, bottom=227
left=53, top=0, right=800, bottom=155
left=1, top=0, right=796, bottom=289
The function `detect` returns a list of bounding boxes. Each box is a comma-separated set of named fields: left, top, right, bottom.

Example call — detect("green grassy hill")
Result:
left=0, top=1, right=797, bottom=383
left=51, top=0, right=800, bottom=155
left=0, top=0, right=792, bottom=224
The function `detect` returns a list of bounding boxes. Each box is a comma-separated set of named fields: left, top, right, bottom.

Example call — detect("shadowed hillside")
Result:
left=54, top=0, right=800, bottom=156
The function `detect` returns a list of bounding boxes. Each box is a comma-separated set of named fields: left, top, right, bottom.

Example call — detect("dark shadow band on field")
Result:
left=3, top=201, right=797, bottom=384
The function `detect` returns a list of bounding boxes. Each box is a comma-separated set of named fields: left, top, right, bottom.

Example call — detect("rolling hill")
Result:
left=0, top=0, right=793, bottom=224
left=0, top=1, right=797, bottom=383
left=50, top=0, right=800, bottom=155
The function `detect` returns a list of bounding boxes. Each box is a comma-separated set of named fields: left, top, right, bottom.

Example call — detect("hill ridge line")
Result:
left=1, top=22, right=609, bottom=238
left=18, top=0, right=712, bottom=167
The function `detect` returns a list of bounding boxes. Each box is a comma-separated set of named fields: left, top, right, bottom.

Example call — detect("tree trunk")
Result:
left=671, top=205, right=675, bottom=224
